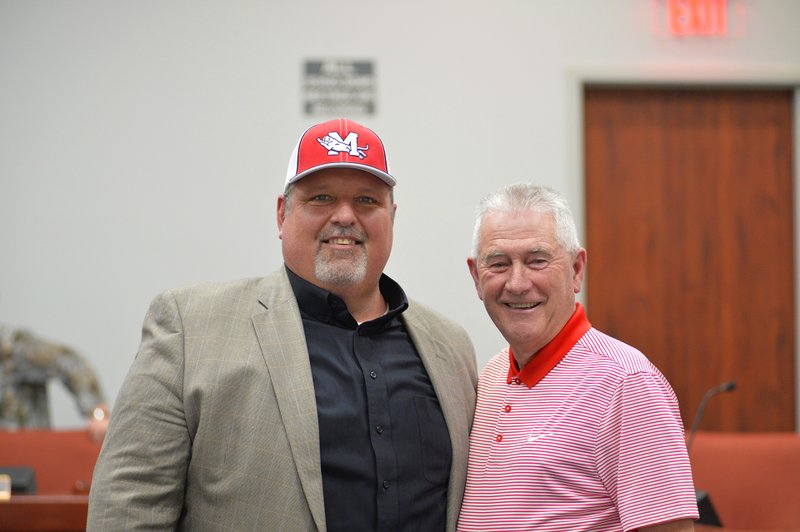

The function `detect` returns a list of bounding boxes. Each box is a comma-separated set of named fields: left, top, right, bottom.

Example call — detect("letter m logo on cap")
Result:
left=285, top=118, right=395, bottom=187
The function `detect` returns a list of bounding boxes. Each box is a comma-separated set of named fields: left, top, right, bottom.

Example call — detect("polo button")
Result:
left=369, top=371, right=378, bottom=379
left=376, top=425, right=384, bottom=434
left=496, top=434, right=503, bottom=442
left=383, top=480, right=390, bottom=490
left=504, top=404, right=512, bottom=413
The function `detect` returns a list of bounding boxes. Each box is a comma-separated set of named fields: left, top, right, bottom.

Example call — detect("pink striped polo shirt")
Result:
left=458, top=305, right=698, bottom=532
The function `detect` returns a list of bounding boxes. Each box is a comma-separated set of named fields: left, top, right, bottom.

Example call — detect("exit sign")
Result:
left=667, top=0, right=727, bottom=35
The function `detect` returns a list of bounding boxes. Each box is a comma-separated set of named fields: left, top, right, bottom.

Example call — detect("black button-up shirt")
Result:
left=287, top=267, right=452, bottom=532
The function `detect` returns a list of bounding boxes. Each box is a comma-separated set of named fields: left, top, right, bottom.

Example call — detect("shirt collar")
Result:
left=285, top=265, right=409, bottom=334
left=507, top=302, right=591, bottom=388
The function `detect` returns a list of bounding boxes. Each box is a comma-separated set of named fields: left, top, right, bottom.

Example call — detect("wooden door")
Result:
left=584, top=87, right=795, bottom=432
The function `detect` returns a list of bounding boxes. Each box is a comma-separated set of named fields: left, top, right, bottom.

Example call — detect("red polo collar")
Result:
left=507, top=303, right=592, bottom=388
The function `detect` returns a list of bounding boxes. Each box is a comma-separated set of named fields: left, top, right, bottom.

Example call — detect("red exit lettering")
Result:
left=667, top=0, right=728, bottom=35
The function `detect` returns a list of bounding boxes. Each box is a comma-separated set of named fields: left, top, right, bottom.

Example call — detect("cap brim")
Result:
left=286, top=162, right=396, bottom=187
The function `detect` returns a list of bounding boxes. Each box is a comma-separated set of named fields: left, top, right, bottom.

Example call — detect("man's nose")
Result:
left=505, top=264, right=532, bottom=294
left=330, top=200, right=357, bottom=225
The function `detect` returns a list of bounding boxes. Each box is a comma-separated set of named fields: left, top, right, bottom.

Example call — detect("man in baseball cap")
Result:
left=89, top=118, right=478, bottom=532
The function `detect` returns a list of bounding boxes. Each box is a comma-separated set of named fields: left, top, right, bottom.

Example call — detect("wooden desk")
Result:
left=0, top=495, right=87, bottom=531
left=0, top=429, right=101, bottom=494
left=0, top=429, right=100, bottom=531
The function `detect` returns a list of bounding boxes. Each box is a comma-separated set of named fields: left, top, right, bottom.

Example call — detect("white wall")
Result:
left=2, top=0, right=799, bottom=428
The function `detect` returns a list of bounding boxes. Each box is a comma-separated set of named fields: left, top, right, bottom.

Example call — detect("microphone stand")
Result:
left=687, top=380, right=736, bottom=452
left=687, top=380, right=736, bottom=527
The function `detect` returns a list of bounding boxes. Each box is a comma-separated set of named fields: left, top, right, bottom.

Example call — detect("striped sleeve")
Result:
left=596, top=371, right=699, bottom=531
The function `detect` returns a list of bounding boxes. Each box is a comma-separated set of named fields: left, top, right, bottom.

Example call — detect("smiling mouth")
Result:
left=505, top=302, right=540, bottom=309
left=323, top=237, right=361, bottom=246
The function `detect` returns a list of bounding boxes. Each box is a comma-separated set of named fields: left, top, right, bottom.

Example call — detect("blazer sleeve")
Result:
left=87, top=290, right=190, bottom=530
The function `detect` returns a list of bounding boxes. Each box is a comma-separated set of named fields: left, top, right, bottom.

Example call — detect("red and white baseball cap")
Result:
left=285, top=118, right=395, bottom=187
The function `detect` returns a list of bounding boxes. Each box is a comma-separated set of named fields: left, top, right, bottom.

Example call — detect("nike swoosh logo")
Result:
left=527, top=432, right=552, bottom=443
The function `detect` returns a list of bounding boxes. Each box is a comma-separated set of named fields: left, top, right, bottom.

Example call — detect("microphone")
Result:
left=686, top=380, right=736, bottom=452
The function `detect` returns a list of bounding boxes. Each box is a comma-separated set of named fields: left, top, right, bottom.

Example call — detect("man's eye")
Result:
left=487, top=262, right=508, bottom=271
left=356, top=196, right=377, bottom=204
left=309, top=194, right=333, bottom=202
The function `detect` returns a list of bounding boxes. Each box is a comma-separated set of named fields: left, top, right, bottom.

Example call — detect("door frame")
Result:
left=566, top=66, right=800, bottom=430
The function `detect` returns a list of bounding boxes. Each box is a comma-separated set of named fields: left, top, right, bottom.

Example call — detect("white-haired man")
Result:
left=458, top=183, right=698, bottom=531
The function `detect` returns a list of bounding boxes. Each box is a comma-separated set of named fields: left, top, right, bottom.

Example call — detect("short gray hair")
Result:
left=471, top=183, right=580, bottom=258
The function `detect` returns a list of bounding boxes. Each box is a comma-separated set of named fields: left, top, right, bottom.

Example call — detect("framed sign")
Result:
left=303, top=59, right=376, bottom=116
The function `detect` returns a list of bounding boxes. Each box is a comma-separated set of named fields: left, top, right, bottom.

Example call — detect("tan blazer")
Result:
left=87, top=268, right=477, bottom=531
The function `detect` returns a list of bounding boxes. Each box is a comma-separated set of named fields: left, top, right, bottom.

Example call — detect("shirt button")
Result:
left=382, top=480, right=390, bottom=490
left=504, top=404, right=512, bottom=413
left=496, top=434, right=503, bottom=442
left=369, top=371, right=378, bottom=379
left=376, top=425, right=384, bottom=434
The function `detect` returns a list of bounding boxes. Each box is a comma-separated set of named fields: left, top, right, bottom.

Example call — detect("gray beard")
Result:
left=314, top=249, right=367, bottom=286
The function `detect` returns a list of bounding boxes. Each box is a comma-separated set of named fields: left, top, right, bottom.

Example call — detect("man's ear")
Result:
left=276, top=195, right=286, bottom=239
left=467, top=257, right=484, bottom=301
left=572, top=248, right=587, bottom=293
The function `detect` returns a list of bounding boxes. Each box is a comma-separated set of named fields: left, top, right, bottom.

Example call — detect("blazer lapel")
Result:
left=251, top=270, right=325, bottom=531
left=402, top=304, right=472, bottom=532
left=403, top=305, right=469, bottom=444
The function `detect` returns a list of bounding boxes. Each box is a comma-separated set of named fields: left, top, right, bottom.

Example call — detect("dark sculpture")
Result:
left=1, top=325, right=107, bottom=437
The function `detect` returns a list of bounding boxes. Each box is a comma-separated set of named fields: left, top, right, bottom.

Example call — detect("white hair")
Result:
left=471, top=183, right=581, bottom=258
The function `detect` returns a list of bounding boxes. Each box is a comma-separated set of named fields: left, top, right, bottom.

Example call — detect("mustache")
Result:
left=318, top=227, right=367, bottom=242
